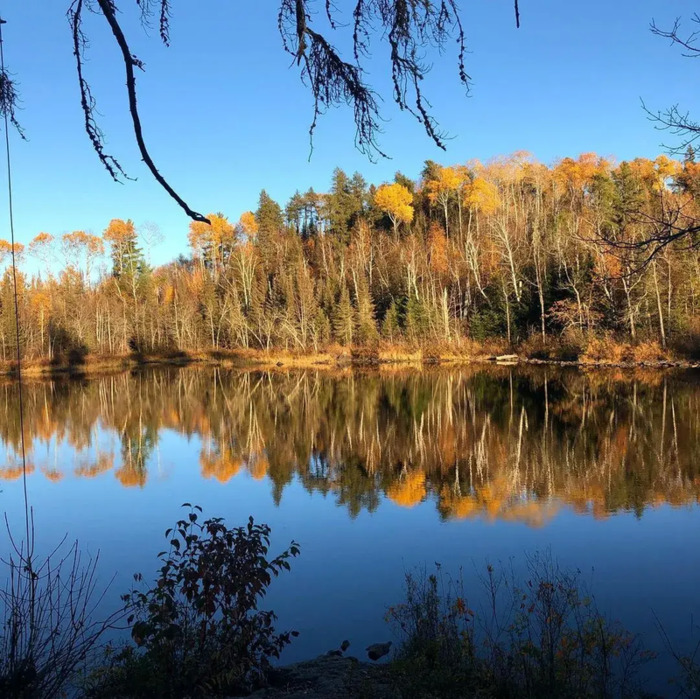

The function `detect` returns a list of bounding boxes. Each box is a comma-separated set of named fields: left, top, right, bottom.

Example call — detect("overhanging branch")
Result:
left=96, top=0, right=209, bottom=223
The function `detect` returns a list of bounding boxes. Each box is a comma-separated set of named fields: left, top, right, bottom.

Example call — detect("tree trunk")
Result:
left=652, top=261, right=666, bottom=348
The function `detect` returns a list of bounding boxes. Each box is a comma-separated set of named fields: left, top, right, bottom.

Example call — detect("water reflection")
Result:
left=1, top=366, right=699, bottom=523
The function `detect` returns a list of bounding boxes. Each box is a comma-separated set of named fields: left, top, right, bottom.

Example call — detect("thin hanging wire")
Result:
left=0, top=16, right=32, bottom=559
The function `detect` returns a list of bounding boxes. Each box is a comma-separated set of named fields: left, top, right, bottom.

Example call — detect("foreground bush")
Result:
left=386, top=555, right=655, bottom=698
left=85, top=505, right=300, bottom=698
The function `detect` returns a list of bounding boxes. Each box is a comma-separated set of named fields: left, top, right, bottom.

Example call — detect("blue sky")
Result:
left=2, top=0, right=699, bottom=266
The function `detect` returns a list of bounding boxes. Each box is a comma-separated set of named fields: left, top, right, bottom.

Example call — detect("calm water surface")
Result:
left=1, top=365, right=699, bottom=687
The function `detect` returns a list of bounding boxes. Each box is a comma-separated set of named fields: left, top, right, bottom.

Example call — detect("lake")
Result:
left=1, top=365, right=699, bottom=690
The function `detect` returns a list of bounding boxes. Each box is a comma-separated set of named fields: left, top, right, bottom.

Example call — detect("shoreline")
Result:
left=1, top=347, right=699, bottom=379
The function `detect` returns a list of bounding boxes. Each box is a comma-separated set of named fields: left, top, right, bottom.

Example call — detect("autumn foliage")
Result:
left=1, top=151, right=700, bottom=361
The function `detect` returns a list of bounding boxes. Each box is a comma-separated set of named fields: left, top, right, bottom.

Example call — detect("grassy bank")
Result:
left=2, top=337, right=699, bottom=379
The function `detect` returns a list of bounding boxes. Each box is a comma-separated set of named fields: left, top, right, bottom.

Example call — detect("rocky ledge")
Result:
left=240, top=654, right=398, bottom=698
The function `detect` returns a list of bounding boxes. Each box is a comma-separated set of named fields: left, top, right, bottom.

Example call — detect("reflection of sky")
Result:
left=2, top=418, right=699, bottom=695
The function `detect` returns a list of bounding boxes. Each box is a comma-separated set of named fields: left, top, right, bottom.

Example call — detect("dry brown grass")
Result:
left=631, top=341, right=671, bottom=363
left=0, top=336, right=691, bottom=380
left=581, top=337, right=677, bottom=365
left=581, top=336, right=633, bottom=364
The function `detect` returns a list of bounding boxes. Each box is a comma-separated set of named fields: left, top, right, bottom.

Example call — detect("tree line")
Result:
left=2, top=150, right=700, bottom=362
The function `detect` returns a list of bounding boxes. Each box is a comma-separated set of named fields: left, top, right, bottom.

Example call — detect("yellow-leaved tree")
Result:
left=188, top=213, right=237, bottom=271
left=425, top=165, right=464, bottom=236
left=28, top=233, right=56, bottom=273
left=463, top=177, right=500, bottom=217
left=237, top=211, right=259, bottom=240
left=374, top=183, right=414, bottom=237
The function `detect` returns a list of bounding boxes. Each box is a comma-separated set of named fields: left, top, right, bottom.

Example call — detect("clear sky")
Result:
left=2, top=0, right=699, bottom=266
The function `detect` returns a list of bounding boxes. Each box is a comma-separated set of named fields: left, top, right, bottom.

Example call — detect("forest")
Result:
left=2, top=150, right=700, bottom=363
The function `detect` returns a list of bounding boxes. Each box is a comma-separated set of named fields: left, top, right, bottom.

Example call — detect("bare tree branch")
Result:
left=68, top=0, right=131, bottom=183
left=10, top=2, right=524, bottom=222
left=95, top=0, right=209, bottom=223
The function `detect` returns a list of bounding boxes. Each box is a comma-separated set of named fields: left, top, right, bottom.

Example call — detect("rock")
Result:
left=366, top=641, right=392, bottom=661
left=241, top=654, right=398, bottom=698
left=340, top=639, right=350, bottom=652
left=496, top=354, right=519, bottom=363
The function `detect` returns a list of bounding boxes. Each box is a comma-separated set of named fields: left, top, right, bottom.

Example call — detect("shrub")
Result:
left=631, top=341, right=670, bottom=363
left=519, top=331, right=585, bottom=362
left=520, top=334, right=552, bottom=360
left=668, top=316, right=700, bottom=359
left=556, top=329, right=587, bottom=361
left=385, top=565, right=479, bottom=697
left=469, top=306, right=507, bottom=342
left=86, top=505, right=300, bottom=698
left=582, top=335, right=632, bottom=364
left=657, top=617, right=700, bottom=696
left=386, top=554, right=654, bottom=698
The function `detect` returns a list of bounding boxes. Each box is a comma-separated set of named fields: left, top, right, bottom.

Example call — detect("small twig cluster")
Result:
left=0, top=513, right=121, bottom=698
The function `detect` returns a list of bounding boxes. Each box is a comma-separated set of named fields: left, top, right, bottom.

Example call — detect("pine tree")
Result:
left=405, top=294, right=428, bottom=342
left=612, top=162, right=644, bottom=235
left=355, top=277, right=378, bottom=344
left=255, top=191, right=284, bottom=240
left=255, top=190, right=284, bottom=272
left=349, top=172, right=368, bottom=224
left=327, top=168, right=353, bottom=242
left=381, top=299, right=401, bottom=343
left=333, top=283, right=355, bottom=345
left=285, top=191, right=304, bottom=233
left=311, top=307, right=331, bottom=350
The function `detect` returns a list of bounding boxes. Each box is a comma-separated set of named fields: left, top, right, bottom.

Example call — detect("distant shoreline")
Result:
left=1, top=346, right=699, bottom=379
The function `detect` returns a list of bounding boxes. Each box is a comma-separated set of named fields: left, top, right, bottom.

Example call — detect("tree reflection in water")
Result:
left=1, top=366, right=699, bottom=524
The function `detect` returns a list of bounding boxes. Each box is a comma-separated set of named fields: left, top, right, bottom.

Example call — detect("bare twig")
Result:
left=0, top=515, right=124, bottom=698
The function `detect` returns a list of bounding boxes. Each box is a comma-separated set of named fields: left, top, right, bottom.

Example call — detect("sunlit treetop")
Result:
left=237, top=211, right=259, bottom=241
left=373, top=182, right=414, bottom=234
left=424, top=166, right=466, bottom=204
left=463, top=177, right=499, bottom=216
left=0, top=239, right=24, bottom=264
left=553, top=153, right=611, bottom=194
left=103, top=218, right=137, bottom=245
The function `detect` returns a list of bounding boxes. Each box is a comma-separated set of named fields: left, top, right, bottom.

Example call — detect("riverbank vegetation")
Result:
left=3, top=152, right=700, bottom=366
left=386, top=557, right=656, bottom=698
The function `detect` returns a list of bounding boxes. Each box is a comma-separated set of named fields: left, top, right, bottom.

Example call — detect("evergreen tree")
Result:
left=333, top=283, right=355, bottom=345
left=349, top=172, right=369, bottom=223
left=255, top=191, right=284, bottom=238
left=355, top=276, right=378, bottom=344
left=104, top=219, right=148, bottom=283
left=394, top=171, right=415, bottom=193
left=405, top=294, right=429, bottom=342
left=327, top=168, right=355, bottom=243
left=285, top=191, right=304, bottom=233
left=612, top=162, right=644, bottom=236
left=255, top=190, right=284, bottom=270
left=302, top=188, right=322, bottom=238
